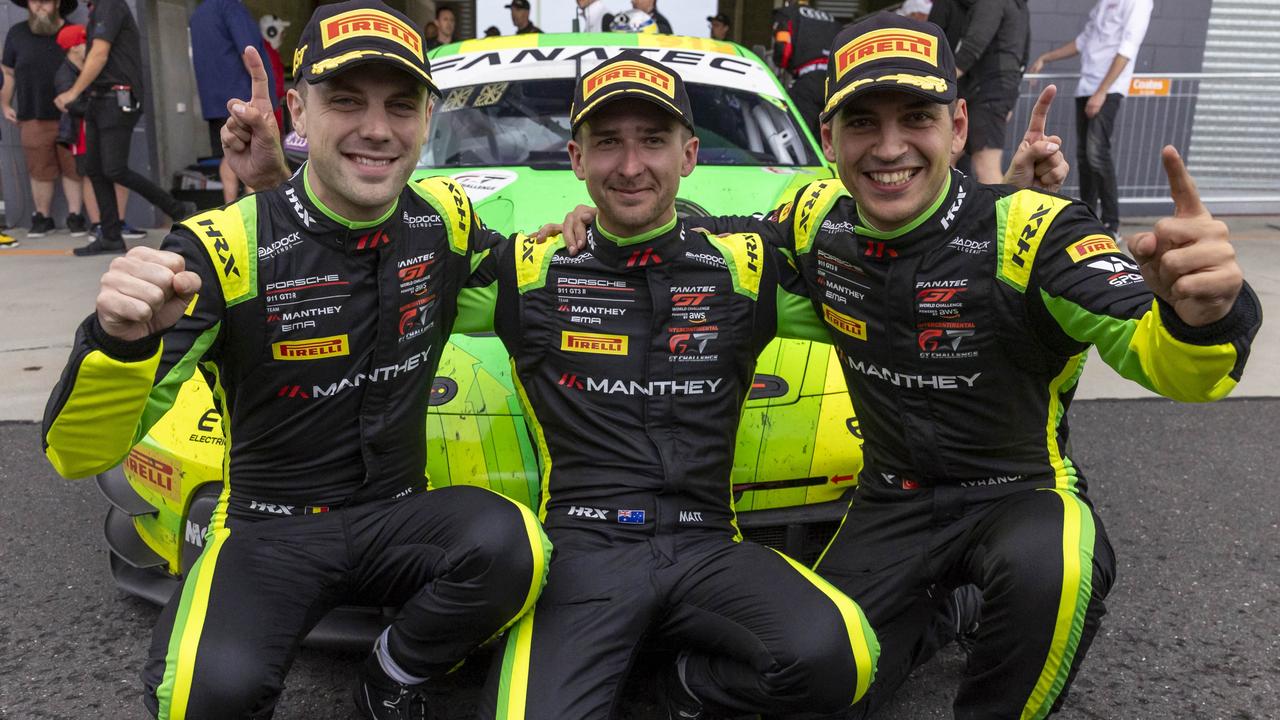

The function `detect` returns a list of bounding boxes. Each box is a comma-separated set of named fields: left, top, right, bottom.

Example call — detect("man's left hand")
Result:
left=1003, top=84, right=1068, bottom=192
left=54, top=89, right=79, bottom=113
left=1128, top=146, right=1243, bottom=327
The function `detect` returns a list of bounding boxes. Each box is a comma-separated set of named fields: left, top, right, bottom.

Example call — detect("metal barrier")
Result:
left=1003, top=72, right=1280, bottom=212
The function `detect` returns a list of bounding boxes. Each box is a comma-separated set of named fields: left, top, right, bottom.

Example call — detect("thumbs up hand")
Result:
left=1127, top=146, right=1242, bottom=327
left=220, top=46, right=290, bottom=191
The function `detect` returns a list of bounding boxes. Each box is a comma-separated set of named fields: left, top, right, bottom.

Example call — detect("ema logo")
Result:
left=835, top=28, right=938, bottom=79
left=582, top=61, right=674, bottom=100
left=320, top=9, right=422, bottom=60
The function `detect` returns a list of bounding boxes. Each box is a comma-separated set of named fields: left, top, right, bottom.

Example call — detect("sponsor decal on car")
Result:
left=448, top=170, right=518, bottom=202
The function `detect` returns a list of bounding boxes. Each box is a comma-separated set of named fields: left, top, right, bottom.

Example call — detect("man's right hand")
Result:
left=2, top=105, right=15, bottom=124
left=1028, top=55, right=1047, bottom=74
left=97, top=247, right=202, bottom=342
left=221, top=46, right=289, bottom=191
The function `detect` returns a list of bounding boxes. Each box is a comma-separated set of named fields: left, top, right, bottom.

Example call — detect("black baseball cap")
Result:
left=570, top=51, right=694, bottom=134
left=292, top=0, right=439, bottom=96
left=820, top=11, right=956, bottom=123
left=707, top=13, right=730, bottom=25
left=506, top=0, right=531, bottom=8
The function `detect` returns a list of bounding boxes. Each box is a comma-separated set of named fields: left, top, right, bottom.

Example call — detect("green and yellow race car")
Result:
left=97, top=34, right=862, bottom=645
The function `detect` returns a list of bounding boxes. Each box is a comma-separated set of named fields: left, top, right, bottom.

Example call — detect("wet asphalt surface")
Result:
left=2, top=397, right=1277, bottom=719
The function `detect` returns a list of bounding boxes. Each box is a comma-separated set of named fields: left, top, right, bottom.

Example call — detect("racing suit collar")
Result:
left=586, top=212, right=684, bottom=269
left=852, top=169, right=967, bottom=257
left=286, top=163, right=401, bottom=253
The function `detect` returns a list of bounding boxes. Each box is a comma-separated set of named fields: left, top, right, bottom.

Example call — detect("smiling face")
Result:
left=568, top=101, right=697, bottom=238
left=287, top=64, right=431, bottom=222
left=821, top=90, right=967, bottom=231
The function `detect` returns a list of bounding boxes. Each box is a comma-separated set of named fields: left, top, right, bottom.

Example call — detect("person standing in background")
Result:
left=54, top=0, right=196, bottom=255
left=630, top=0, right=671, bottom=34
left=707, top=12, right=730, bottom=41
left=574, top=0, right=607, bottom=33
left=929, top=0, right=1030, bottom=184
left=3, top=0, right=88, bottom=239
left=772, top=0, right=840, bottom=139
left=507, top=0, right=540, bottom=34
left=257, top=14, right=288, bottom=132
left=190, top=0, right=276, bottom=204
left=1031, top=0, right=1153, bottom=237
left=427, top=4, right=456, bottom=48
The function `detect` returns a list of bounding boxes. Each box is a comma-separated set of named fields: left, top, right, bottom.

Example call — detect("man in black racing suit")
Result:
left=42, top=4, right=550, bottom=719
left=694, top=12, right=1262, bottom=719
left=462, top=52, right=879, bottom=720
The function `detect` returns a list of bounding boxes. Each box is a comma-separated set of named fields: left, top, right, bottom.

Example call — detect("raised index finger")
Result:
left=1161, top=145, right=1208, bottom=218
left=1025, top=83, right=1056, bottom=140
left=242, top=46, right=270, bottom=105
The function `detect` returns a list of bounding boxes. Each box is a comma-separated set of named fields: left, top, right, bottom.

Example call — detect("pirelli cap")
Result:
left=570, top=51, right=694, bottom=134
left=293, top=0, right=439, bottom=96
left=820, top=11, right=956, bottom=123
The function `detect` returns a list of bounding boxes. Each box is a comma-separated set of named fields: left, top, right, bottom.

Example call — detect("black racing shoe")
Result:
left=945, top=584, right=983, bottom=657
left=353, top=655, right=430, bottom=720
left=72, top=236, right=126, bottom=256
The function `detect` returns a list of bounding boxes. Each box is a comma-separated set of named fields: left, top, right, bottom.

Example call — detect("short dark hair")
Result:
left=436, top=4, right=456, bottom=18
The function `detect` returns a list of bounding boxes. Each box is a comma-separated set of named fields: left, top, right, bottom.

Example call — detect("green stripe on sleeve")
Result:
left=1042, top=292, right=1239, bottom=401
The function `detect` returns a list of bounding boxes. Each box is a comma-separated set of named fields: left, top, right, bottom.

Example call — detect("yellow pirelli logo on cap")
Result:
left=272, top=334, right=350, bottom=360
left=835, top=28, right=938, bottom=80
left=823, top=305, right=868, bottom=340
left=583, top=61, right=675, bottom=101
left=561, top=331, right=629, bottom=355
left=320, top=9, right=423, bottom=61
left=1066, top=234, right=1120, bottom=263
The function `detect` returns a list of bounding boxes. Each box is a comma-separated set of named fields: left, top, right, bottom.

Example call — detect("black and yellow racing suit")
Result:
left=42, top=166, right=551, bottom=720
left=461, top=217, right=879, bottom=719
left=697, top=169, right=1261, bottom=718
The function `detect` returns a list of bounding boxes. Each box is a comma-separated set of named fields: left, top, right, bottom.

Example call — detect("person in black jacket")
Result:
left=772, top=0, right=841, bottom=140
left=930, top=0, right=1030, bottom=184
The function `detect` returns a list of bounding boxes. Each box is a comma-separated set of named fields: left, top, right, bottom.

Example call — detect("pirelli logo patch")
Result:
left=1066, top=234, right=1120, bottom=263
left=272, top=334, right=350, bottom=360
left=835, top=28, right=938, bottom=80
left=583, top=61, right=675, bottom=101
left=561, top=331, right=628, bottom=356
left=320, top=9, right=423, bottom=60
left=823, top=305, right=868, bottom=340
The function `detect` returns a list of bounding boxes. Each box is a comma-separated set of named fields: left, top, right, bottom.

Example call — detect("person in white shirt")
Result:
left=575, top=0, right=608, bottom=32
left=1031, top=0, right=1153, bottom=235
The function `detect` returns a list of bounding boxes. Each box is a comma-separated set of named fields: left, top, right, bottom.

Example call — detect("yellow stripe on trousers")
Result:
left=1021, top=489, right=1096, bottom=719
left=156, top=526, right=231, bottom=720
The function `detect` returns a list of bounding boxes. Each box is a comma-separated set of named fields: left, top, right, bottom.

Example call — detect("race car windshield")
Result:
left=419, top=78, right=819, bottom=169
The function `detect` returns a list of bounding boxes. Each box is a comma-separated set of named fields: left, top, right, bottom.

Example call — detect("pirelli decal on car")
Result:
left=272, top=334, right=350, bottom=360
left=823, top=304, right=868, bottom=340
left=561, top=331, right=628, bottom=356
left=835, top=28, right=938, bottom=80
left=181, top=197, right=259, bottom=307
left=320, top=8, right=423, bottom=61
left=995, top=191, right=1073, bottom=293
left=412, top=176, right=471, bottom=254
left=582, top=61, right=675, bottom=100
left=1066, top=234, right=1120, bottom=263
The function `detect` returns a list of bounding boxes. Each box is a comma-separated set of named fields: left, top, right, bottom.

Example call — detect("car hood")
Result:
left=410, top=164, right=832, bottom=236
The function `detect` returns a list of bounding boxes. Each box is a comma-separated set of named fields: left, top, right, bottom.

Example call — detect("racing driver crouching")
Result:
left=42, top=3, right=550, bottom=719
